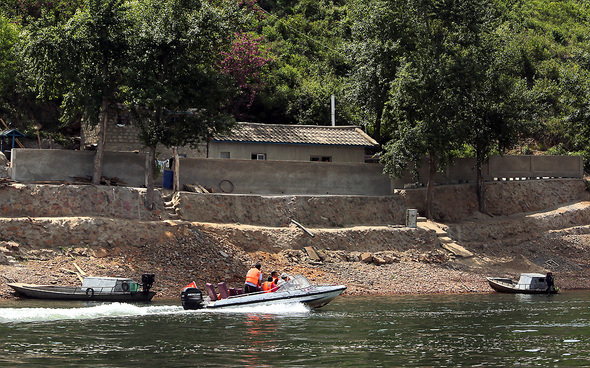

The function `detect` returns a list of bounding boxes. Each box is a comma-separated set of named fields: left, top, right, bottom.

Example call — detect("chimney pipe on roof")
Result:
left=331, top=95, right=336, bottom=126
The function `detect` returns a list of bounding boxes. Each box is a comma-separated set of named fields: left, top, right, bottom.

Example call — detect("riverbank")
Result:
left=2, top=208, right=590, bottom=299
left=1, top=180, right=590, bottom=300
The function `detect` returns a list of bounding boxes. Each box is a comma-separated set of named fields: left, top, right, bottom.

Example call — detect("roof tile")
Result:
left=214, top=123, right=378, bottom=147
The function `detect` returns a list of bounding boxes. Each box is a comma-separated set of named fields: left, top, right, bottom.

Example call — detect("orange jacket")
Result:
left=245, top=268, right=261, bottom=286
left=262, top=281, right=274, bottom=293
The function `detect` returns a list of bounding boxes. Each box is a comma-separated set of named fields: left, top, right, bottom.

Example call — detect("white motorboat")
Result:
left=181, top=275, right=346, bottom=310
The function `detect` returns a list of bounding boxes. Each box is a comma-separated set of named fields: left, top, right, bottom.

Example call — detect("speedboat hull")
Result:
left=8, top=283, right=156, bottom=302
left=181, top=283, right=346, bottom=310
left=207, top=285, right=346, bottom=309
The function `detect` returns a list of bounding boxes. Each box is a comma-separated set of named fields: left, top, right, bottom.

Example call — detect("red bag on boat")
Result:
left=183, top=281, right=197, bottom=290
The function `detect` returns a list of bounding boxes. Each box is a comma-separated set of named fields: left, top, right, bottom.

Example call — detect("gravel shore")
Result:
left=2, top=220, right=588, bottom=301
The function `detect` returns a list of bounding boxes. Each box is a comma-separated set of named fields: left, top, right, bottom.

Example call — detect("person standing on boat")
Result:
left=546, top=272, right=555, bottom=293
left=245, top=263, right=262, bottom=293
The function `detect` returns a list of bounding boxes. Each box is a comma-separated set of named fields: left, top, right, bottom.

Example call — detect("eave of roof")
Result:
left=213, top=122, right=378, bottom=147
left=0, top=129, right=25, bottom=137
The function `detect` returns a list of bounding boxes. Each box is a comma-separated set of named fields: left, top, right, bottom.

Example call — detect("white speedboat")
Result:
left=181, top=275, right=346, bottom=310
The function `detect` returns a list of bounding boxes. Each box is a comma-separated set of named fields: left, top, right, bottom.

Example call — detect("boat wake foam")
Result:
left=0, top=301, right=312, bottom=323
left=197, top=302, right=311, bottom=315
left=0, top=303, right=183, bottom=323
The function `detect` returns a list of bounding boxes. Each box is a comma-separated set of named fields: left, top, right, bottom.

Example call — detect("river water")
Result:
left=1, top=291, right=590, bottom=367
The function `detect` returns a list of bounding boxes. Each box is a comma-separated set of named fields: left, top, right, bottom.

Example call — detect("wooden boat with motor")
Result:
left=487, top=272, right=558, bottom=294
left=8, top=274, right=156, bottom=302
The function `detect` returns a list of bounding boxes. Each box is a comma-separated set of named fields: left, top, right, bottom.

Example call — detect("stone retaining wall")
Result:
left=174, top=194, right=408, bottom=227
left=0, top=179, right=587, bottom=226
left=447, top=201, right=590, bottom=243
left=176, top=178, right=589, bottom=226
left=194, top=223, right=439, bottom=253
left=0, top=217, right=171, bottom=250
left=0, top=184, right=162, bottom=221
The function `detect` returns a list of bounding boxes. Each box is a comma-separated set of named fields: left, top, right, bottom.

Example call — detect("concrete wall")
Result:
left=392, top=155, right=583, bottom=188
left=178, top=158, right=391, bottom=195
left=209, top=142, right=366, bottom=163
left=11, top=149, right=147, bottom=187
left=484, top=155, right=584, bottom=179
left=9, top=149, right=585, bottom=197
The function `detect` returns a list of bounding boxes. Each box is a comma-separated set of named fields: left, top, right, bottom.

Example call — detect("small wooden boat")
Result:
left=181, top=275, right=346, bottom=310
left=8, top=274, right=156, bottom=302
left=487, top=272, right=558, bottom=294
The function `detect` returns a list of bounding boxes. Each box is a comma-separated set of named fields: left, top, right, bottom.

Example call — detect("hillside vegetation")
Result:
left=0, top=0, right=589, bottom=170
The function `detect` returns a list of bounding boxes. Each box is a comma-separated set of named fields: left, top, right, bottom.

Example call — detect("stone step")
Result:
left=417, top=216, right=427, bottom=222
left=304, top=246, right=322, bottom=262
left=441, top=242, right=474, bottom=258
left=438, top=236, right=455, bottom=244
left=418, top=222, right=447, bottom=235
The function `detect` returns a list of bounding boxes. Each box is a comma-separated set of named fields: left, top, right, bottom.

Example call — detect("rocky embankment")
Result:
left=1, top=180, right=590, bottom=300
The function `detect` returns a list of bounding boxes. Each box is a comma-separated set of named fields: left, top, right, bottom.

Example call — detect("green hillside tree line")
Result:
left=0, top=0, right=589, bottom=214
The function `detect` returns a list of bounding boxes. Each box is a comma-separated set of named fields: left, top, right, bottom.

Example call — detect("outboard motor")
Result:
left=181, top=286, right=204, bottom=310
left=142, top=274, right=155, bottom=293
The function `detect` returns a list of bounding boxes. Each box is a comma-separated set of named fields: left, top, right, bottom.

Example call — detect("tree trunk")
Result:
left=477, top=165, right=486, bottom=213
left=172, top=147, right=180, bottom=193
left=425, top=155, right=437, bottom=219
left=92, top=96, right=108, bottom=185
left=145, top=146, right=156, bottom=210
left=374, top=105, right=383, bottom=145
left=476, top=146, right=487, bottom=214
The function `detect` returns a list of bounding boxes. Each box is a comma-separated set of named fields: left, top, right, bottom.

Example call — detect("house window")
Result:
left=251, top=153, right=266, bottom=160
left=310, top=156, right=332, bottom=162
left=116, top=112, right=131, bottom=127
left=220, top=152, right=230, bottom=159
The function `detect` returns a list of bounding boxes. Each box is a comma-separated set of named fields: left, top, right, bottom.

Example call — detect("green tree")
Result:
left=380, top=0, right=502, bottom=219
left=22, top=0, right=129, bottom=184
left=0, top=0, right=83, bottom=26
left=345, top=0, right=413, bottom=144
left=253, top=0, right=352, bottom=125
left=461, top=24, right=532, bottom=213
left=0, top=15, right=19, bottom=123
left=125, top=0, right=237, bottom=208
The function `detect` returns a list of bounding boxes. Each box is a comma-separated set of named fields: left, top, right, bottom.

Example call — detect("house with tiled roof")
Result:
left=209, top=122, right=378, bottom=163
left=83, top=117, right=379, bottom=163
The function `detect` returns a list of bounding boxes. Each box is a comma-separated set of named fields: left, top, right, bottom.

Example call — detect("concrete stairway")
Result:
left=417, top=217, right=474, bottom=258
left=163, top=193, right=180, bottom=220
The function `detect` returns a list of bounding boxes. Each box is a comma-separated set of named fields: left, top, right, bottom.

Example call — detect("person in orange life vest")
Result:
left=271, top=271, right=279, bottom=284
left=262, top=276, right=275, bottom=293
left=270, top=271, right=281, bottom=291
left=244, top=263, right=262, bottom=293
